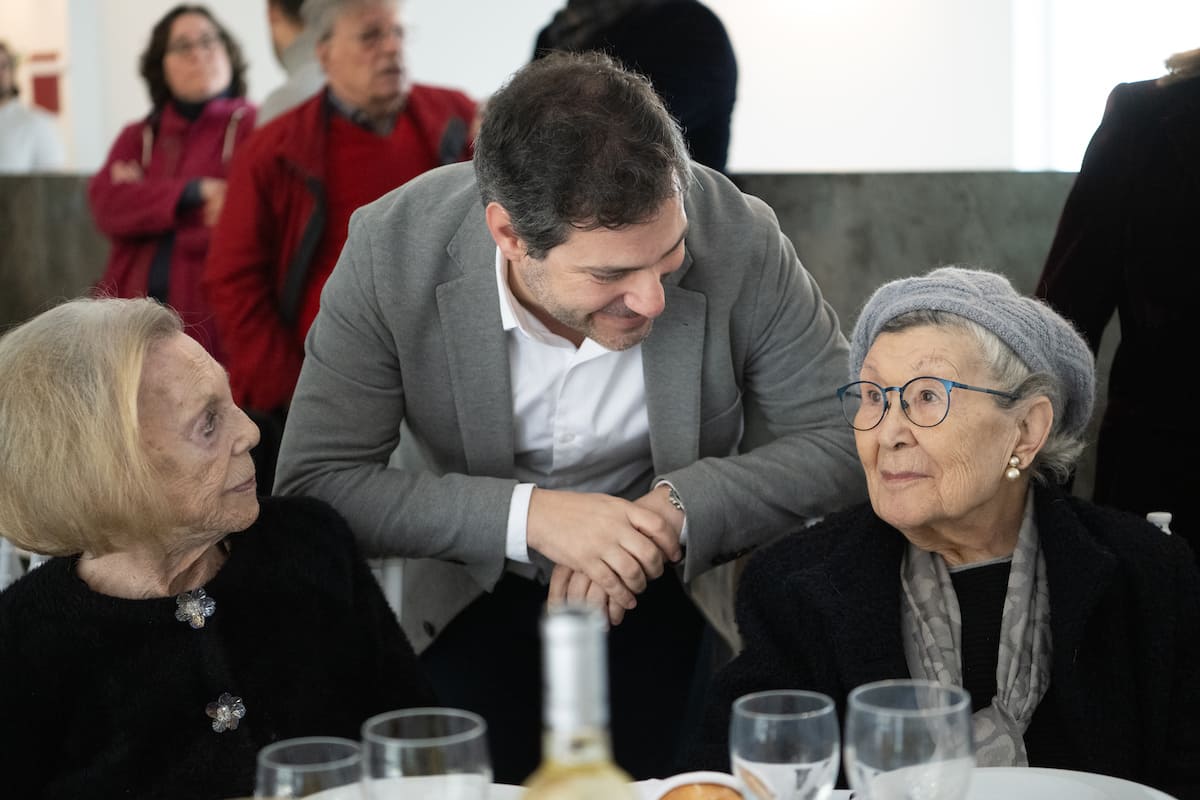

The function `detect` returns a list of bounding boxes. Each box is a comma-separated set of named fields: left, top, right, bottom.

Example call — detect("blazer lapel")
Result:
left=644, top=250, right=706, bottom=473
left=437, top=211, right=516, bottom=478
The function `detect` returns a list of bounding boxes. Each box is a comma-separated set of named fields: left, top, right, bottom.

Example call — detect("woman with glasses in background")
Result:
left=88, top=4, right=254, bottom=364
left=691, top=266, right=1200, bottom=796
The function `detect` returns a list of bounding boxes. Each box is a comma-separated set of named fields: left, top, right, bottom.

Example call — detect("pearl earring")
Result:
left=1005, top=455, right=1021, bottom=481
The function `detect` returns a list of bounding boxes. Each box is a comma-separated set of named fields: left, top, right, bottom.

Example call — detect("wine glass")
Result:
left=729, top=690, right=840, bottom=800
left=843, top=680, right=974, bottom=800
left=361, top=708, right=491, bottom=800
left=255, top=736, right=363, bottom=799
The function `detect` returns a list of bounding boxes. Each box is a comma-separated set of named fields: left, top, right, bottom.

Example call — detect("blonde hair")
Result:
left=1160, top=47, right=1200, bottom=86
left=0, top=298, right=181, bottom=556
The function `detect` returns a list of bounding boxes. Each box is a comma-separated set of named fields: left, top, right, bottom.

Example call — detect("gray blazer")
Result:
left=275, top=162, right=865, bottom=650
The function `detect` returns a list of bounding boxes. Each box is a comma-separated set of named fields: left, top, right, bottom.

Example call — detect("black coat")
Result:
left=690, top=487, right=1200, bottom=799
left=533, top=0, right=738, bottom=173
left=0, top=496, right=436, bottom=800
left=1036, top=74, right=1200, bottom=551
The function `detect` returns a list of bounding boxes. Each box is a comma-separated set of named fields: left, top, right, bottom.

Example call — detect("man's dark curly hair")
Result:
left=139, top=4, right=247, bottom=112
left=474, top=50, right=692, bottom=260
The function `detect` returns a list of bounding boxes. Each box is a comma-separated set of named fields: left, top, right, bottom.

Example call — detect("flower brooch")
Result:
left=175, top=588, right=216, bottom=629
left=206, top=692, right=246, bottom=733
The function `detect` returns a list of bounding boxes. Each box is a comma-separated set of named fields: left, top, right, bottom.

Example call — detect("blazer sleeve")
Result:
left=1035, top=84, right=1138, bottom=352
left=273, top=209, right=517, bottom=591
left=202, top=142, right=303, bottom=412
left=660, top=196, right=866, bottom=581
left=87, top=121, right=193, bottom=238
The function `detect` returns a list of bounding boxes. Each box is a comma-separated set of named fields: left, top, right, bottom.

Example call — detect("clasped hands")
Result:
left=527, top=484, right=684, bottom=627
left=109, top=161, right=226, bottom=227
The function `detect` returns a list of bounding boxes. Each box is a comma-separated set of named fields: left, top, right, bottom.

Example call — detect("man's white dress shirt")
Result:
left=495, top=248, right=654, bottom=567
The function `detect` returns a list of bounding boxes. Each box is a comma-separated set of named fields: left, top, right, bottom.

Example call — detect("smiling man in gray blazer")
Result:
left=275, top=51, right=864, bottom=782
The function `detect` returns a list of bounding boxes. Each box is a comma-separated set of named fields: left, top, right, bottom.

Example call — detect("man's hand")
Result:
left=635, top=483, right=686, bottom=535
left=548, top=563, right=629, bottom=626
left=544, top=484, right=688, bottom=626
left=527, top=488, right=682, bottom=612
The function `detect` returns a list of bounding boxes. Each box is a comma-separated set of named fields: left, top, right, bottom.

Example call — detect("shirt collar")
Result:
left=324, top=87, right=396, bottom=135
left=495, top=247, right=581, bottom=347
left=493, top=247, right=625, bottom=358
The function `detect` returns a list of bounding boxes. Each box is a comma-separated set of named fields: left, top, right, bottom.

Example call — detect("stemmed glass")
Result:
left=361, top=708, right=491, bottom=800
left=730, top=690, right=840, bottom=800
left=843, top=680, right=974, bottom=800
left=255, top=736, right=363, bottom=799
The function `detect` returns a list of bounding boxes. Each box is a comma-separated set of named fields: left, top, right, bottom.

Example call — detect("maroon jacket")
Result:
left=89, top=98, right=255, bottom=359
left=203, top=86, right=475, bottom=412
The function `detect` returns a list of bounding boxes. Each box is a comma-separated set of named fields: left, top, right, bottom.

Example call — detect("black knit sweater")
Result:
left=688, top=487, right=1200, bottom=799
left=0, top=495, right=436, bottom=799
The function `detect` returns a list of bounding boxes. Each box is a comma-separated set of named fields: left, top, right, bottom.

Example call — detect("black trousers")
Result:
left=419, top=569, right=707, bottom=784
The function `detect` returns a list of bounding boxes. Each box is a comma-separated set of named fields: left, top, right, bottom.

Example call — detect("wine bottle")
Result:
left=523, top=604, right=639, bottom=799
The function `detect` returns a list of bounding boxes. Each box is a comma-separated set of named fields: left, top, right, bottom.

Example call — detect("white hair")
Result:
left=303, top=0, right=400, bottom=41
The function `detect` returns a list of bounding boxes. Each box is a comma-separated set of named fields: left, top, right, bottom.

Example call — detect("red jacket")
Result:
left=203, top=86, right=475, bottom=412
left=89, top=98, right=256, bottom=359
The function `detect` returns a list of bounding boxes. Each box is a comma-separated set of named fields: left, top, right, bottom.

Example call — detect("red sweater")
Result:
left=89, top=98, right=255, bottom=360
left=203, top=87, right=475, bottom=411
left=297, top=112, right=440, bottom=337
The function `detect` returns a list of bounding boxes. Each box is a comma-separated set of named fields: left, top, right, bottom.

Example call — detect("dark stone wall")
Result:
left=0, top=174, right=108, bottom=326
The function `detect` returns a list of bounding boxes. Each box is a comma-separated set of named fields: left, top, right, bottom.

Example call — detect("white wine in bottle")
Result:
left=522, top=605, right=639, bottom=800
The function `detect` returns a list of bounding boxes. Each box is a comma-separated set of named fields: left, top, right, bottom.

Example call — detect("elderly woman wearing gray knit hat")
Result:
left=691, top=266, right=1200, bottom=795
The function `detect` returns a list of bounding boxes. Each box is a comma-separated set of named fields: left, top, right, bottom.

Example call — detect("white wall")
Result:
left=3, top=0, right=1199, bottom=173
left=1032, top=0, right=1200, bottom=170
left=709, top=0, right=1015, bottom=171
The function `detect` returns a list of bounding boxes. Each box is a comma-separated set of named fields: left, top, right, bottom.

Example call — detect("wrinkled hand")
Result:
left=109, top=159, right=143, bottom=184
left=549, top=563, right=628, bottom=626
left=199, top=178, right=227, bottom=227
left=527, top=488, right=682, bottom=613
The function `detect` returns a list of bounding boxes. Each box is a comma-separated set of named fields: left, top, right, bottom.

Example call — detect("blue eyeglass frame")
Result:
left=835, top=376, right=1019, bottom=431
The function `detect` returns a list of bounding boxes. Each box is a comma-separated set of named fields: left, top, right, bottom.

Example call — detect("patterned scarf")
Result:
left=899, top=491, right=1053, bottom=766
left=539, top=0, right=678, bottom=52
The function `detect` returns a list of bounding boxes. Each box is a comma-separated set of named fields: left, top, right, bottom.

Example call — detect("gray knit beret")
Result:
left=848, top=266, right=1095, bottom=437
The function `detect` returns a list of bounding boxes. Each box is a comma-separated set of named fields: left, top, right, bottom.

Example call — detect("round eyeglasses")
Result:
left=836, top=376, right=1018, bottom=431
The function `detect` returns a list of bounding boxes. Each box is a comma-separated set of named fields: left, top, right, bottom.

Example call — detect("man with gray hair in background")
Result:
left=204, top=0, right=475, bottom=488
left=257, top=0, right=324, bottom=126
left=275, top=51, right=864, bottom=782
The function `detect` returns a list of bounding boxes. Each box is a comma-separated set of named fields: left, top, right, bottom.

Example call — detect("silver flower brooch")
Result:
left=175, top=588, right=216, bottom=629
left=206, top=692, right=246, bottom=733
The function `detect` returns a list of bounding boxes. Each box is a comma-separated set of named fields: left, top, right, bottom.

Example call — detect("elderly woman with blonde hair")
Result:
left=0, top=297, right=434, bottom=800
left=693, top=267, right=1200, bottom=796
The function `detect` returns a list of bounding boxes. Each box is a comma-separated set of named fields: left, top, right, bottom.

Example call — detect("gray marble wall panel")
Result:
left=1, top=171, right=1111, bottom=497
left=733, top=172, right=1076, bottom=327
left=0, top=174, right=108, bottom=326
